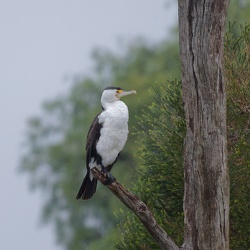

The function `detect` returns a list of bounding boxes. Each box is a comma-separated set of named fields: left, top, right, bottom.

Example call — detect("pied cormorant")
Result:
left=76, top=86, right=136, bottom=200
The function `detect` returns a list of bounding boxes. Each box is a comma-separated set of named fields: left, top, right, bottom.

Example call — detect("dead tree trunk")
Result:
left=178, top=1, right=230, bottom=249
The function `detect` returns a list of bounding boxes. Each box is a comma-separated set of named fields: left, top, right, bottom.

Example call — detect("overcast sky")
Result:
left=0, top=1, right=177, bottom=249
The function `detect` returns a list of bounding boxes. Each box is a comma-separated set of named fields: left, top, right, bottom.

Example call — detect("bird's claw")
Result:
left=103, top=172, right=116, bottom=185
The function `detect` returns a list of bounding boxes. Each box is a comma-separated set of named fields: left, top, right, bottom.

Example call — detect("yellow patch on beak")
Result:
left=116, top=89, right=123, bottom=98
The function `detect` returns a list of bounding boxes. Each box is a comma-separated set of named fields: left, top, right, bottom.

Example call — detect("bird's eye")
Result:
left=117, top=90, right=122, bottom=94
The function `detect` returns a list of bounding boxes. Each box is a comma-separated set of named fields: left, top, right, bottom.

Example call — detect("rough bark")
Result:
left=178, top=1, right=230, bottom=249
left=91, top=167, right=179, bottom=250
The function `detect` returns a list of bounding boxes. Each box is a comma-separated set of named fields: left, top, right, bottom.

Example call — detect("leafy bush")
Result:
left=225, top=23, right=250, bottom=249
left=116, top=81, right=185, bottom=249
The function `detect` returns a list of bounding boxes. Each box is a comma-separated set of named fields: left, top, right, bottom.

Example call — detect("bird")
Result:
left=76, top=86, right=136, bottom=200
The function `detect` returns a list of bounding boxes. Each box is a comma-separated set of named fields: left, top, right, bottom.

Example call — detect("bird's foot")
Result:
left=103, top=172, right=116, bottom=185
left=100, top=165, right=116, bottom=185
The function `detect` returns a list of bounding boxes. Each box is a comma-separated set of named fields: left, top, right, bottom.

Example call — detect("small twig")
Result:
left=91, top=167, right=179, bottom=250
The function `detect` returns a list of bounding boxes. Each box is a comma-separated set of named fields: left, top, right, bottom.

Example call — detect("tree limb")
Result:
left=91, top=167, right=179, bottom=250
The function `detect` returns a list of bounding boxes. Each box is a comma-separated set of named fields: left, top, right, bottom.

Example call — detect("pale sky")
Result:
left=0, top=1, right=177, bottom=249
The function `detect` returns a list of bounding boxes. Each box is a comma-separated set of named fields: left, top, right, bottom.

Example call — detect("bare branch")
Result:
left=91, top=167, right=179, bottom=250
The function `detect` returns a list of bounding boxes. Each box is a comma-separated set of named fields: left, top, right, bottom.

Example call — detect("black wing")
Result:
left=85, top=112, right=103, bottom=170
left=75, top=113, right=103, bottom=200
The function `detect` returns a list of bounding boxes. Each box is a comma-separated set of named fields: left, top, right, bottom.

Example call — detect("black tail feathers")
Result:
left=76, top=173, right=97, bottom=200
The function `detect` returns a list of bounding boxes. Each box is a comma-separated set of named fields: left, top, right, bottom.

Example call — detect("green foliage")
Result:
left=225, top=23, right=250, bottom=249
left=115, top=81, right=185, bottom=249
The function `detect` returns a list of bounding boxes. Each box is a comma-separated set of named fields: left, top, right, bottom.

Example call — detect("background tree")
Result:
left=20, top=40, right=181, bottom=250
left=20, top=1, right=250, bottom=249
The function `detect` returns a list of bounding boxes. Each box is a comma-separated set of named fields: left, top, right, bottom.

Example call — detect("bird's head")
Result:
left=101, top=87, right=136, bottom=108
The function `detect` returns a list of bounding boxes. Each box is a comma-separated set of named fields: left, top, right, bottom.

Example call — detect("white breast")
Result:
left=96, top=100, right=129, bottom=167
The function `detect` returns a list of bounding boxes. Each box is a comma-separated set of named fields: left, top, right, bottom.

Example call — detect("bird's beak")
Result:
left=118, top=90, right=137, bottom=98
